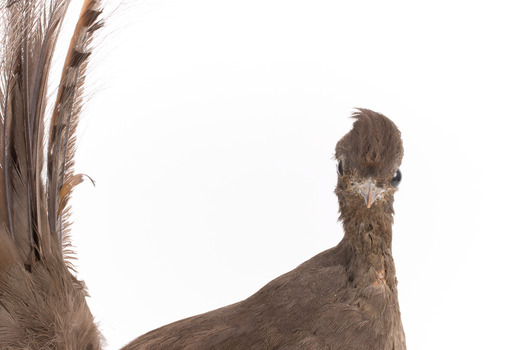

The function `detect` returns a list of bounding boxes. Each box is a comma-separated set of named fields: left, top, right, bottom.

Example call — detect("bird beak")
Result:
left=358, top=179, right=384, bottom=208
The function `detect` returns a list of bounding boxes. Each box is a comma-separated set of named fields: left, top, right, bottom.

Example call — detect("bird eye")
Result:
left=391, top=169, right=402, bottom=187
left=336, top=158, right=344, bottom=177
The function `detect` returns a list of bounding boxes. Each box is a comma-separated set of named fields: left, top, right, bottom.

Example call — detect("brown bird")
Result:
left=0, top=0, right=103, bottom=349
left=122, top=109, right=406, bottom=350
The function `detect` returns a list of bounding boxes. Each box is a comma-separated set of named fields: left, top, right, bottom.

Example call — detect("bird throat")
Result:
left=341, top=206, right=397, bottom=290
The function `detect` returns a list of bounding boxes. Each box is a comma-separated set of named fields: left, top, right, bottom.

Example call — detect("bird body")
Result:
left=123, top=110, right=406, bottom=350
left=124, top=242, right=404, bottom=349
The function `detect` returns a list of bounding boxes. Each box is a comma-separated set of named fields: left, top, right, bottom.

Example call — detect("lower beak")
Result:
left=358, top=179, right=384, bottom=208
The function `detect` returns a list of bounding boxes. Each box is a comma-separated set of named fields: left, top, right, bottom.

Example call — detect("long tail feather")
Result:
left=0, top=0, right=104, bottom=348
left=1, top=0, right=71, bottom=266
left=48, top=0, right=102, bottom=245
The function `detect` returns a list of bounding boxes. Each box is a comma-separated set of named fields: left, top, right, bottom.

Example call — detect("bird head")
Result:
left=334, top=109, right=404, bottom=212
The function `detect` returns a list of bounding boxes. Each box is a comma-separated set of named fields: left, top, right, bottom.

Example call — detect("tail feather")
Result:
left=0, top=0, right=103, bottom=348
left=0, top=0, right=103, bottom=267
left=1, top=0, right=72, bottom=266
left=48, top=0, right=102, bottom=245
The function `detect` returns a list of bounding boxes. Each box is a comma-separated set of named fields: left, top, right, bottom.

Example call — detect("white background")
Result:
left=53, top=1, right=525, bottom=349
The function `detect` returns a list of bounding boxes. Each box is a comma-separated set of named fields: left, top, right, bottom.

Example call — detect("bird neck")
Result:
left=339, top=203, right=397, bottom=289
left=342, top=207, right=393, bottom=252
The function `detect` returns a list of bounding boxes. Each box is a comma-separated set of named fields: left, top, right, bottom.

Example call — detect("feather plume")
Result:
left=48, top=0, right=102, bottom=246
left=0, top=0, right=103, bottom=347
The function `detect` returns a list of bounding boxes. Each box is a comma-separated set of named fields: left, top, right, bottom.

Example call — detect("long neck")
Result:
left=339, top=198, right=397, bottom=289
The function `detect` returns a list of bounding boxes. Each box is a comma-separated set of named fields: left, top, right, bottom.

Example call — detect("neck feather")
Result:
left=338, top=198, right=397, bottom=288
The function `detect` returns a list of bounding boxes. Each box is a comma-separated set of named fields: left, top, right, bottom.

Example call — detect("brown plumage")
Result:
left=122, top=109, right=406, bottom=350
left=0, top=0, right=103, bottom=348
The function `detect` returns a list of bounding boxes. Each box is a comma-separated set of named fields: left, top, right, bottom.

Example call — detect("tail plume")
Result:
left=0, top=0, right=103, bottom=348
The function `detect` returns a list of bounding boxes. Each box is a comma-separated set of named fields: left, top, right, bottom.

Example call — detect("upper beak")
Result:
left=357, top=179, right=384, bottom=208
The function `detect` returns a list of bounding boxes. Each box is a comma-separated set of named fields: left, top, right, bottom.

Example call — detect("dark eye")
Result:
left=336, top=158, right=344, bottom=177
left=391, top=169, right=402, bottom=187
